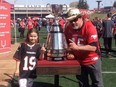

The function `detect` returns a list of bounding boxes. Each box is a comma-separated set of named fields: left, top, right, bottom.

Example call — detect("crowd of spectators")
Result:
left=10, top=12, right=116, bottom=56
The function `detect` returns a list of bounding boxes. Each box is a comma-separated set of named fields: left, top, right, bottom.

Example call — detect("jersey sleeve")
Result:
left=86, top=22, right=98, bottom=44
left=13, top=43, right=23, bottom=61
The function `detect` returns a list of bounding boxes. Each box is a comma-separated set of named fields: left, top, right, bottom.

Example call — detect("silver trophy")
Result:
left=51, top=4, right=63, bottom=16
left=46, top=4, right=67, bottom=17
left=45, top=4, right=68, bottom=61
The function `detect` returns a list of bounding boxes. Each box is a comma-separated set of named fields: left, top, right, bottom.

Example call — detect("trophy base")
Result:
left=46, top=56, right=66, bottom=61
left=45, top=50, right=67, bottom=61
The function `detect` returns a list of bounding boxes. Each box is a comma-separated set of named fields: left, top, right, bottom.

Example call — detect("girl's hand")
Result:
left=41, top=43, right=46, bottom=52
left=39, top=43, right=46, bottom=60
left=15, top=69, right=19, bottom=76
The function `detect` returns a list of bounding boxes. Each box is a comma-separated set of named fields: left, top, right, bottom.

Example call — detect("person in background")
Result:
left=113, top=18, right=116, bottom=46
left=59, top=17, right=66, bottom=30
left=64, top=8, right=104, bottom=87
left=19, top=18, right=26, bottom=38
left=82, top=13, right=89, bottom=21
left=45, top=19, right=50, bottom=32
left=46, top=18, right=53, bottom=32
left=38, top=18, right=42, bottom=31
left=102, top=13, right=115, bottom=56
left=13, top=28, right=46, bottom=87
left=34, top=19, right=39, bottom=31
left=27, top=16, right=34, bottom=30
left=11, top=19, right=14, bottom=28
left=92, top=17, right=103, bottom=39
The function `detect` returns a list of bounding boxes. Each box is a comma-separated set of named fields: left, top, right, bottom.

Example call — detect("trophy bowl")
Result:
left=46, top=4, right=67, bottom=17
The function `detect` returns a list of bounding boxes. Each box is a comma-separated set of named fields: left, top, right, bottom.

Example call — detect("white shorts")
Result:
left=19, top=78, right=34, bottom=87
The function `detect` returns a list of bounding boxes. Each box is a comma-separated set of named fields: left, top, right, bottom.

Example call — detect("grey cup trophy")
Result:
left=45, top=4, right=68, bottom=61
left=46, top=4, right=67, bottom=17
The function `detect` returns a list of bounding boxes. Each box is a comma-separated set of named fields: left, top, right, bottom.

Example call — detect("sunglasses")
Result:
left=70, top=18, right=78, bottom=23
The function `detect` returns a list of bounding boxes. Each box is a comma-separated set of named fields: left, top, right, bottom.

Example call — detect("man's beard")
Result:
left=73, top=25, right=79, bottom=30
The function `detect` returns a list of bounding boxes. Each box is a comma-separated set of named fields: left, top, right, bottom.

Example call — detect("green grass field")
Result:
left=9, top=26, right=116, bottom=87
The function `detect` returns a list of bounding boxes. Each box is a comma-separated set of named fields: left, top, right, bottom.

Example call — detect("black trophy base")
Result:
left=46, top=57, right=66, bottom=61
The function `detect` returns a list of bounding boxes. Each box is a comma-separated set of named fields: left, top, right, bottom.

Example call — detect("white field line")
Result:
left=109, top=58, right=116, bottom=59
left=102, top=71, right=116, bottom=74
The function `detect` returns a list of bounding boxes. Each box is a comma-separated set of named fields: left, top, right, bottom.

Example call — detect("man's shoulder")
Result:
left=84, top=20, right=95, bottom=28
left=64, top=22, right=72, bottom=30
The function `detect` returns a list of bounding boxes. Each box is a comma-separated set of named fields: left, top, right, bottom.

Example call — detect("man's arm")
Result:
left=68, top=39, right=97, bottom=52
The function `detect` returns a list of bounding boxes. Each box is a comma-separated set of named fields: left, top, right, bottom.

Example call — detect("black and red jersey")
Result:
left=13, top=43, right=41, bottom=78
left=64, top=21, right=100, bottom=65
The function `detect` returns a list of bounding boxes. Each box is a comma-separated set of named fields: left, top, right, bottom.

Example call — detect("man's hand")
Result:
left=67, top=53, right=75, bottom=60
left=69, top=39, right=78, bottom=50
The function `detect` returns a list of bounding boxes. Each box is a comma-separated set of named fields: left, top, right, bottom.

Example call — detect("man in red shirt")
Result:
left=27, top=16, right=34, bottom=30
left=64, top=8, right=104, bottom=87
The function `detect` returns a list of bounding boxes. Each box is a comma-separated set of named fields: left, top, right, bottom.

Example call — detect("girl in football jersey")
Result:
left=13, top=28, right=46, bottom=87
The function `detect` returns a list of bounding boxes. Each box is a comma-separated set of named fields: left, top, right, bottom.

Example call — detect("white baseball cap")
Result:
left=67, top=8, right=81, bottom=21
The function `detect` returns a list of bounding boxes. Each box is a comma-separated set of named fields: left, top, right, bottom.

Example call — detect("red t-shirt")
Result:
left=34, top=21, right=39, bottom=27
left=27, top=20, right=34, bottom=30
left=19, top=21, right=25, bottom=28
left=64, top=21, right=100, bottom=65
left=59, top=19, right=65, bottom=29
